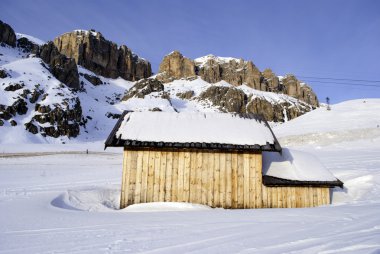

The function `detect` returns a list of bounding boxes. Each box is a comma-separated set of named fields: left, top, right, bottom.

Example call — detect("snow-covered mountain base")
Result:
left=1, top=33, right=314, bottom=144
left=1, top=99, right=380, bottom=253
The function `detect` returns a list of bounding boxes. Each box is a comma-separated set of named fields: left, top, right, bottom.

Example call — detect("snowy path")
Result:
left=1, top=143, right=380, bottom=253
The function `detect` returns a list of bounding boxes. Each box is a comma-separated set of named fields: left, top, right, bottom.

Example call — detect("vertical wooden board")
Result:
left=153, top=151, right=161, bottom=202
left=147, top=151, right=155, bottom=203
left=270, top=188, right=275, bottom=208
left=281, top=187, right=287, bottom=208
left=302, top=187, right=308, bottom=208
left=225, top=153, right=232, bottom=208
left=128, top=150, right=138, bottom=205
left=177, top=151, right=185, bottom=202
left=171, top=151, right=179, bottom=202
left=120, top=150, right=129, bottom=208
left=307, top=187, right=312, bottom=207
left=207, top=152, right=215, bottom=207
left=237, top=154, right=244, bottom=208
left=201, top=151, right=209, bottom=205
left=165, top=152, right=173, bottom=202
left=317, top=187, right=323, bottom=206
left=231, top=153, right=238, bottom=209
left=134, top=151, right=144, bottom=204
left=314, top=188, right=319, bottom=206
left=308, top=187, right=314, bottom=207
left=291, top=187, right=296, bottom=208
left=284, top=187, right=292, bottom=208
left=189, top=151, right=197, bottom=203
left=261, top=185, right=267, bottom=208
left=304, top=187, right=310, bottom=207
left=213, top=152, right=220, bottom=207
left=195, top=152, right=203, bottom=204
left=296, top=188, right=303, bottom=208
left=266, top=187, right=272, bottom=208
left=243, top=153, right=250, bottom=208
left=255, top=154, right=262, bottom=208
left=219, top=153, right=226, bottom=207
left=140, top=151, right=149, bottom=203
left=183, top=151, right=191, bottom=202
left=159, top=151, right=167, bottom=202
left=248, top=154, right=256, bottom=208
left=322, top=188, right=329, bottom=205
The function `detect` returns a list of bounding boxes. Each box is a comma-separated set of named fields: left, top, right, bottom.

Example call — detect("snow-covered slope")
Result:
left=1, top=99, right=380, bottom=253
left=274, top=99, right=380, bottom=145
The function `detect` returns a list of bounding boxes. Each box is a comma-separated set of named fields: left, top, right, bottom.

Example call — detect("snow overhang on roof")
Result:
left=262, top=149, right=343, bottom=188
left=104, top=111, right=282, bottom=152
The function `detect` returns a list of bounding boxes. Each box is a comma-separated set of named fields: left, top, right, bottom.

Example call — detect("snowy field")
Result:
left=1, top=99, right=380, bottom=253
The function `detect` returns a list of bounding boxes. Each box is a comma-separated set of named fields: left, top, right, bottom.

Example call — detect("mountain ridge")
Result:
left=0, top=20, right=319, bottom=143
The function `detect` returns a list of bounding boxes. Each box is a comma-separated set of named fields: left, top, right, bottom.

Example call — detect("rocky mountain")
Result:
left=157, top=51, right=319, bottom=108
left=0, top=20, right=320, bottom=143
left=53, top=30, right=152, bottom=81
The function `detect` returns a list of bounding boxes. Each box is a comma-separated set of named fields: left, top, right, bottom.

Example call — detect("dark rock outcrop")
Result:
left=4, top=82, right=24, bottom=91
left=198, top=86, right=312, bottom=122
left=53, top=30, right=152, bottom=81
left=38, top=42, right=80, bottom=89
left=0, top=20, right=16, bottom=47
left=0, top=68, right=8, bottom=78
left=122, top=78, right=164, bottom=100
left=176, top=90, right=194, bottom=99
left=81, top=73, right=103, bottom=86
left=33, top=98, right=83, bottom=138
left=199, top=86, right=248, bottom=113
left=17, top=37, right=40, bottom=54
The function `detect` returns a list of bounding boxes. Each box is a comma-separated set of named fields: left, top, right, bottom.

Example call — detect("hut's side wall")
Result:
left=261, top=186, right=330, bottom=208
left=120, top=149, right=262, bottom=209
left=120, top=148, right=331, bottom=209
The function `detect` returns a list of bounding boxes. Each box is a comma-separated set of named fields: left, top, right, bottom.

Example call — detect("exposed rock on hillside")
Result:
left=0, top=20, right=16, bottom=47
left=38, top=42, right=80, bottom=89
left=157, top=52, right=319, bottom=108
left=198, top=85, right=313, bottom=122
left=157, top=51, right=196, bottom=82
left=195, top=55, right=262, bottom=89
left=30, top=98, right=83, bottom=138
left=122, top=78, right=164, bottom=100
left=53, top=30, right=151, bottom=81
left=17, top=37, right=40, bottom=54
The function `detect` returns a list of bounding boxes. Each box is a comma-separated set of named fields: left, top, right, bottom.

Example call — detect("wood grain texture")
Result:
left=121, top=150, right=331, bottom=209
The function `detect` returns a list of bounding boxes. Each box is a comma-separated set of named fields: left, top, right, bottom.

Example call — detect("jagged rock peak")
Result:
left=0, top=20, right=17, bottom=47
left=157, top=50, right=196, bottom=83
left=53, top=29, right=152, bottom=81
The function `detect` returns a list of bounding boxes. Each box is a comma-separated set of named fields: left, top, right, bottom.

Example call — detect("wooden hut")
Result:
left=105, top=111, right=343, bottom=209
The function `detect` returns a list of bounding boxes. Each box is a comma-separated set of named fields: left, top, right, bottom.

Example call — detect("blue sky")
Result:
left=2, top=0, right=380, bottom=103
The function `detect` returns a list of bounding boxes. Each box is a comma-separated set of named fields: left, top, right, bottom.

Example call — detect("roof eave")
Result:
left=263, top=175, right=344, bottom=188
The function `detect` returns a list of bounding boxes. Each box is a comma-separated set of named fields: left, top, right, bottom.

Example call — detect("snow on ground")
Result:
left=1, top=99, right=380, bottom=253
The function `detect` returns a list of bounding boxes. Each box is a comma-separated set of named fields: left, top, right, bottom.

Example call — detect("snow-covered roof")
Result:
left=262, top=148, right=343, bottom=187
left=105, top=111, right=281, bottom=152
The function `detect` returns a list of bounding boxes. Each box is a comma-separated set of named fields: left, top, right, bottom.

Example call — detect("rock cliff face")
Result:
left=195, top=55, right=262, bottom=90
left=38, top=42, right=80, bottom=90
left=157, top=51, right=195, bottom=82
left=53, top=30, right=151, bottom=81
left=198, top=86, right=312, bottom=122
left=157, top=51, right=319, bottom=108
left=0, top=20, right=16, bottom=47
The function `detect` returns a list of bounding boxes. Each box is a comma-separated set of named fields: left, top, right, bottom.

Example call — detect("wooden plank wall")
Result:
left=261, top=186, right=330, bottom=208
left=120, top=149, right=331, bottom=209
left=120, top=149, right=262, bottom=209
